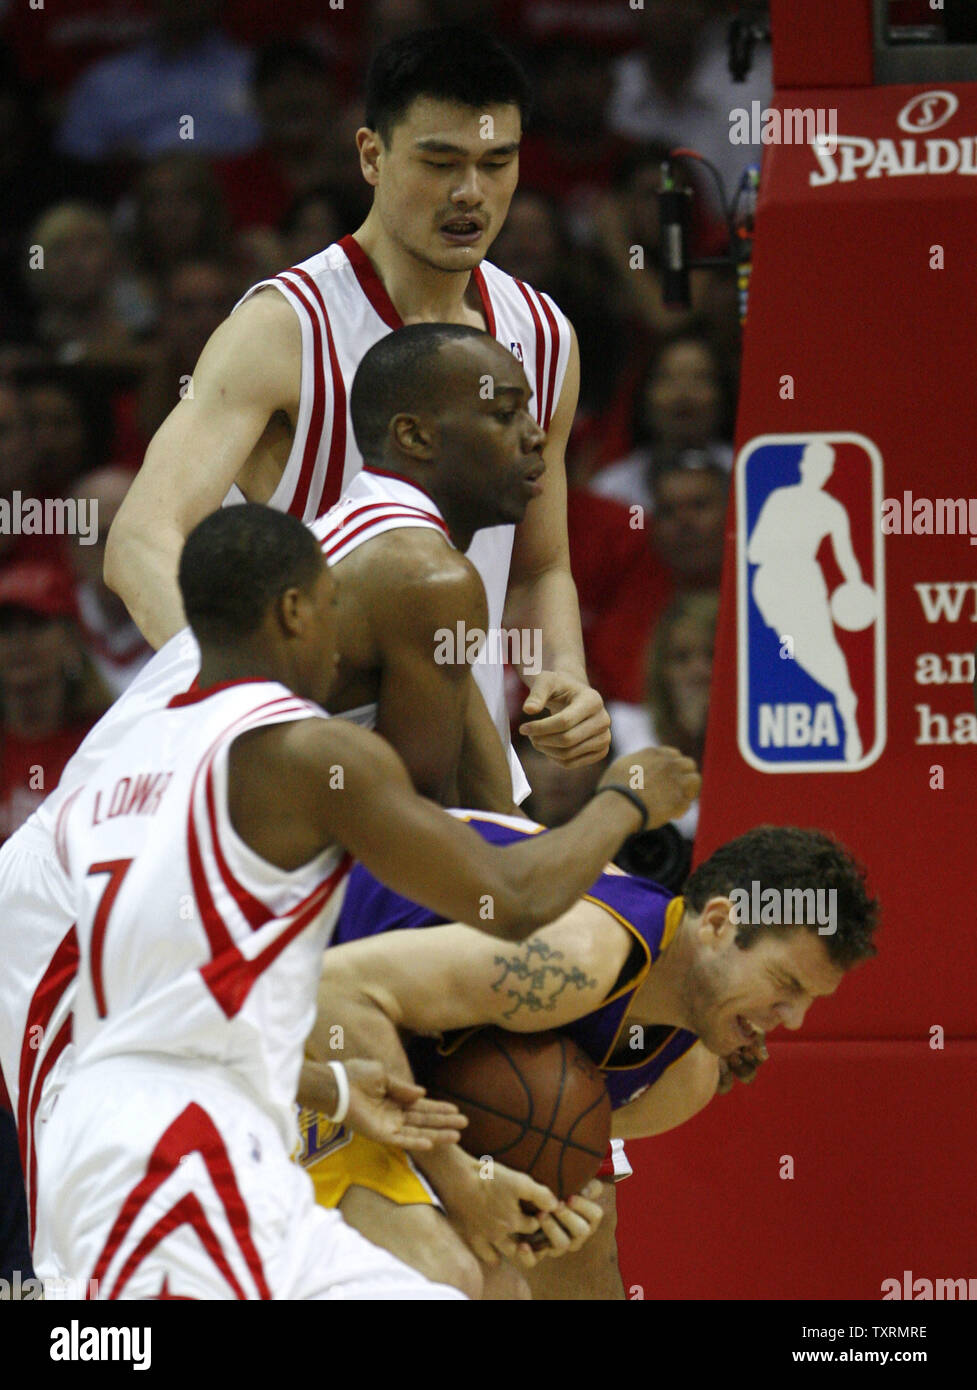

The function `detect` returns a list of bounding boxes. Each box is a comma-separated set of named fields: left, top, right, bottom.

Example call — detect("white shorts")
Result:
left=37, top=1056, right=465, bottom=1301
left=0, top=824, right=78, bottom=1283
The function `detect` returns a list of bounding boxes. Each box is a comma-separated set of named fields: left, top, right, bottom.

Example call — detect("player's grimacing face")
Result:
left=686, top=907, right=846, bottom=1056
left=368, top=98, right=522, bottom=271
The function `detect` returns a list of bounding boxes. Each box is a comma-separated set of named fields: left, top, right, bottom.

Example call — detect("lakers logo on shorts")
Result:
left=295, top=1107, right=352, bottom=1167
left=294, top=1107, right=440, bottom=1211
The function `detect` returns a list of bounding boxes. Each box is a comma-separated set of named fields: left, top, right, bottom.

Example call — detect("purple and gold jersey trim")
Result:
left=335, top=811, right=700, bottom=1110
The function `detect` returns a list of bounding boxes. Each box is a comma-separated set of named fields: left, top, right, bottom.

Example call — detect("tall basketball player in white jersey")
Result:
left=105, top=26, right=611, bottom=800
left=37, top=505, right=668, bottom=1299
left=321, top=323, right=546, bottom=805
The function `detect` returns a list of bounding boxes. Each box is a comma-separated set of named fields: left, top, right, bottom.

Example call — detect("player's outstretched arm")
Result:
left=316, top=901, right=633, bottom=1041
left=454, top=677, right=522, bottom=815
left=364, top=543, right=490, bottom=803
left=611, top=1042, right=721, bottom=1140
left=296, top=721, right=700, bottom=938
left=504, top=324, right=611, bottom=768
left=104, top=291, right=301, bottom=649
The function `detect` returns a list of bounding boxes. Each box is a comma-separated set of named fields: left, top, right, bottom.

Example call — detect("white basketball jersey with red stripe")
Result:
left=311, top=467, right=451, bottom=564
left=0, top=629, right=201, bottom=1226
left=61, top=681, right=350, bottom=1148
left=231, top=236, right=571, bottom=795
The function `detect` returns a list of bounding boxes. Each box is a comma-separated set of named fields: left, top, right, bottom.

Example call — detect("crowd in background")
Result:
left=0, top=0, right=776, bottom=848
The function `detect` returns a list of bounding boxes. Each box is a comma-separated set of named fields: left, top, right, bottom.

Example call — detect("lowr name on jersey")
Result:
left=92, top=772, right=173, bottom=825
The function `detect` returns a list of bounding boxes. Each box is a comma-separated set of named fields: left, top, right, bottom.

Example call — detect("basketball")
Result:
left=424, top=1029, right=612, bottom=1200
left=830, top=580, right=877, bottom=631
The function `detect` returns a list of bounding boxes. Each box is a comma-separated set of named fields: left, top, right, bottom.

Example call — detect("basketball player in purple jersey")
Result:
left=311, top=820, right=878, bottom=1298
left=106, top=28, right=611, bottom=801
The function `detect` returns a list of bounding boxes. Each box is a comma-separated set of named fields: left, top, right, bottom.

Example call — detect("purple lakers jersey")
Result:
left=334, top=811, right=699, bottom=1109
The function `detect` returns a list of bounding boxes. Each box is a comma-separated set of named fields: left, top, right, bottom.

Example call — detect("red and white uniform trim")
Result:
left=311, top=467, right=452, bottom=566
left=231, top=236, right=572, bottom=799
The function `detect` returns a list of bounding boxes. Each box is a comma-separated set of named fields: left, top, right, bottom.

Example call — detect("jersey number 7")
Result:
left=87, top=859, right=134, bottom=1019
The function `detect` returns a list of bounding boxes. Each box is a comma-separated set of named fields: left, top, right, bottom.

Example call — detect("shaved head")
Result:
left=350, top=322, right=498, bottom=462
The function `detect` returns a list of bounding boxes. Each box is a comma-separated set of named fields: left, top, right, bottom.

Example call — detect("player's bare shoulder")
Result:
left=200, top=286, right=301, bottom=389
left=343, top=529, right=489, bottom=634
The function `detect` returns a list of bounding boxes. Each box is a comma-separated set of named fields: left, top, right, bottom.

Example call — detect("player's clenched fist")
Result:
left=598, top=745, right=701, bottom=830
left=531, top=1180, right=605, bottom=1261
left=441, top=1153, right=560, bottom=1269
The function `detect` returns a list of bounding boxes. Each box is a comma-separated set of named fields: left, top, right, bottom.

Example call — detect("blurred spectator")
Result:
left=495, top=0, right=639, bottom=53
left=488, top=187, right=563, bottom=289
left=585, top=459, right=729, bottom=704
left=588, top=332, right=735, bottom=512
left=608, top=591, right=719, bottom=841
left=214, top=41, right=350, bottom=233
left=278, top=187, right=351, bottom=271
left=26, top=203, right=152, bottom=379
left=516, top=733, right=609, bottom=828
left=645, top=460, right=728, bottom=590
left=56, top=0, right=260, bottom=164
left=69, top=468, right=152, bottom=695
left=369, top=0, right=442, bottom=47
left=489, top=190, right=633, bottom=481
left=0, top=382, right=35, bottom=502
left=122, top=153, right=235, bottom=317
left=607, top=0, right=771, bottom=219
left=0, top=564, right=112, bottom=844
left=0, top=381, right=64, bottom=570
left=2, top=1, right=152, bottom=107
left=592, top=145, right=737, bottom=348
left=565, top=487, right=664, bottom=697
left=0, top=55, right=77, bottom=348
left=517, top=39, right=635, bottom=239
left=138, top=259, right=238, bottom=441
left=22, top=369, right=114, bottom=499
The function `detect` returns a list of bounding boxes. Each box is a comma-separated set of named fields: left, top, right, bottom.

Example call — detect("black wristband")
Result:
left=595, top=783, right=649, bottom=831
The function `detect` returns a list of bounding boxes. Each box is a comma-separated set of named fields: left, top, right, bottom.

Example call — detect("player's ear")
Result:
left=391, top=412, right=435, bottom=460
left=276, top=585, right=311, bottom=638
left=356, top=127, right=382, bottom=187
left=698, top=895, right=738, bottom=947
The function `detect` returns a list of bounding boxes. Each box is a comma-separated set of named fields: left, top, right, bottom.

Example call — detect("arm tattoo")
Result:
left=491, top=939, right=597, bottom=1020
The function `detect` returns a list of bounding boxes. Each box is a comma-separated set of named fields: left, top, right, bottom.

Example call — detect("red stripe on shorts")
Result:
left=90, top=1102, right=272, bottom=1300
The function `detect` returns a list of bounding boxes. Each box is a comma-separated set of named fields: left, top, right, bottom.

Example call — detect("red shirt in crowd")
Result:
left=566, top=487, right=672, bottom=704
left=0, top=723, right=94, bottom=845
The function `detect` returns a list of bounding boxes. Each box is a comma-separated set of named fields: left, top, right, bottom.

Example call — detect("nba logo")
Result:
left=509, top=341, right=524, bottom=363
left=736, top=433, right=886, bottom=772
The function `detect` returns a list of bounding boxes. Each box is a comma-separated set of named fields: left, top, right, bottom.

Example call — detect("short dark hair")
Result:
left=684, top=826, right=879, bottom=968
left=364, top=27, right=533, bottom=143
left=179, top=504, right=323, bottom=644
left=350, top=322, right=487, bottom=462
